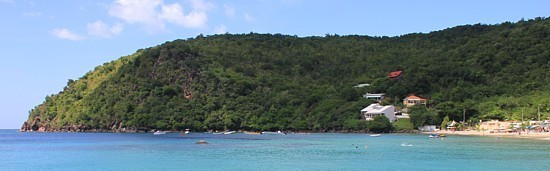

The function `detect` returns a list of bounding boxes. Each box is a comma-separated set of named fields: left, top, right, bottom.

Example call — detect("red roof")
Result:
left=405, top=95, right=426, bottom=100
left=388, top=70, right=402, bottom=78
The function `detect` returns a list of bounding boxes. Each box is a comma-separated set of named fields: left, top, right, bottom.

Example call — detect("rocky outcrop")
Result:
left=60, top=123, right=88, bottom=132
left=20, top=121, right=29, bottom=132
left=30, top=117, right=40, bottom=131
left=20, top=117, right=41, bottom=132
left=19, top=117, right=52, bottom=132
left=19, top=116, right=152, bottom=133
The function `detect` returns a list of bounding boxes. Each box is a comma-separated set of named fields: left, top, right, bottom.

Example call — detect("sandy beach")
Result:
left=424, top=130, right=550, bottom=141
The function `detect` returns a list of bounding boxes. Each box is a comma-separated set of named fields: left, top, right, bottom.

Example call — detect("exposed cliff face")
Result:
left=19, top=117, right=59, bottom=132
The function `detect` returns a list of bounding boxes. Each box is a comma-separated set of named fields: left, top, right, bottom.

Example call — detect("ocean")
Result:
left=1, top=129, right=549, bottom=170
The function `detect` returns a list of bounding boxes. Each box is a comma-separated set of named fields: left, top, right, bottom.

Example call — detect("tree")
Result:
left=409, top=105, right=440, bottom=129
left=441, top=116, right=450, bottom=130
left=435, top=101, right=462, bottom=121
left=368, top=115, right=394, bottom=133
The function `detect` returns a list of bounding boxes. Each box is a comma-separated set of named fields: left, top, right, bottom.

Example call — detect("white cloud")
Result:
left=109, top=0, right=213, bottom=33
left=159, top=3, right=207, bottom=28
left=50, top=28, right=85, bottom=41
left=108, top=0, right=164, bottom=33
left=51, top=21, right=122, bottom=41
left=86, top=21, right=123, bottom=38
left=224, top=4, right=235, bottom=18
left=214, top=24, right=227, bottom=34
left=244, top=13, right=254, bottom=22
left=111, top=24, right=123, bottom=34
left=188, top=0, right=213, bottom=11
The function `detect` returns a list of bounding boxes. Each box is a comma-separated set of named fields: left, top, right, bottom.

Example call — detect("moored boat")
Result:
left=244, top=131, right=262, bottom=135
left=153, top=131, right=168, bottom=135
left=370, top=134, right=381, bottom=137
left=261, top=131, right=286, bottom=135
left=223, top=131, right=236, bottom=135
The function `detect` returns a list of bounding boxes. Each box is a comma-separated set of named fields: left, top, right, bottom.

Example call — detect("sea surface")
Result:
left=1, top=129, right=549, bottom=171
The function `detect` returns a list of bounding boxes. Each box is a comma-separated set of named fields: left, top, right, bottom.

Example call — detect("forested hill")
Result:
left=21, top=17, right=550, bottom=132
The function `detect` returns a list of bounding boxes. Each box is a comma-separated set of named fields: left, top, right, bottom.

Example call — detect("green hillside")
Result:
left=21, top=17, right=550, bottom=132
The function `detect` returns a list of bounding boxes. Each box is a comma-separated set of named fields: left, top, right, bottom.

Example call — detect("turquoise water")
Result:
left=1, top=129, right=549, bottom=170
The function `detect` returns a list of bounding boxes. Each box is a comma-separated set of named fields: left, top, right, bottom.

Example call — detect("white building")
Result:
left=363, top=93, right=385, bottom=102
left=360, top=103, right=395, bottom=122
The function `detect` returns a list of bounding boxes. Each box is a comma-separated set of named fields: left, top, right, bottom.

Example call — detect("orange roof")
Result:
left=388, top=70, right=402, bottom=78
left=405, top=95, right=426, bottom=100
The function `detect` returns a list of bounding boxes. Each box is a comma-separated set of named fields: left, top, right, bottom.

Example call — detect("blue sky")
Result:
left=1, top=0, right=549, bottom=129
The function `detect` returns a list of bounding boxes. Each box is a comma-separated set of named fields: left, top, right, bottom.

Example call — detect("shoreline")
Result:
left=9, top=128, right=550, bottom=141
left=424, top=130, right=550, bottom=141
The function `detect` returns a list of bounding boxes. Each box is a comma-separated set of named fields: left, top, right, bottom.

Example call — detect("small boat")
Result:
left=244, top=131, right=261, bottom=135
left=261, top=131, right=286, bottom=135
left=370, top=134, right=381, bottom=137
left=438, top=134, right=446, bottom=137
left=153, top=131, right=167, bottom=135
left=195, top=140, right=208, bottom=144
left=429, top=134, right=439, bottom=138
left=184, top=129, right=190, bottom=134
left=212, top=132, right=224, bottom=135
left=223, top=131, right=236, bottom=135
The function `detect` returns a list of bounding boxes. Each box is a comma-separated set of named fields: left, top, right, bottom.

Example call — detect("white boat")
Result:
left=370, top=134, right=381, bottom=137
left=261, top=131, right=286, bottom=135
left=243, top=131, right=262, bottom=135
left=223, top=131, right=236, bottom=135
left=153, top=131, right=167, bottom=135
left=184, top=129, right=190, bottom=134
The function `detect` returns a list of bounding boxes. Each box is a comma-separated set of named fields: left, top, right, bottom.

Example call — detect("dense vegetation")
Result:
left=23, top=17, right=550, bottom=132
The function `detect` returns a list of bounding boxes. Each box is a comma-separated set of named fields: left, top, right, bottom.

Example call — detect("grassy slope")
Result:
left=393, top=118, right=414, bottom=131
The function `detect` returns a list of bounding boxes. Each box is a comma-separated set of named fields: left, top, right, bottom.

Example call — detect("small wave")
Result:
left=401, top=143, right=413, bottom=147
